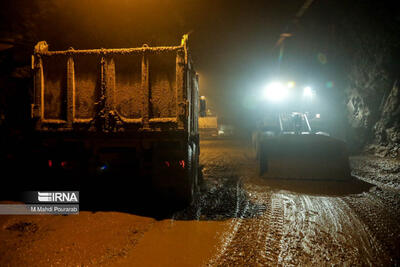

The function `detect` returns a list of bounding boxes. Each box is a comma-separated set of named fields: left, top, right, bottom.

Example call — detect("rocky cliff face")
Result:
left=335, top=1, right=400, bottom=158
left=346, top=80, right=400, bottom=158
left=368, top=81, right=400, bottom=157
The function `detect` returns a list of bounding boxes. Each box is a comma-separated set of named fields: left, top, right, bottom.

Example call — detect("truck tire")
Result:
left=182, top=177, right=195, bottom=206
left=176, top=143, right=200, bottom=206
left=176, top=159, right=195, bottom=206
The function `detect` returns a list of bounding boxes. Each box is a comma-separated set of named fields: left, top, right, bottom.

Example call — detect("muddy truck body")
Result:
left=30, top=36, right=200, bottom=204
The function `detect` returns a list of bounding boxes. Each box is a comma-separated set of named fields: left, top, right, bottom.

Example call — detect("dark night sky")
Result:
left=0, top=0, right=305, bottom=120
left=3, top=0, right=396, bottom=129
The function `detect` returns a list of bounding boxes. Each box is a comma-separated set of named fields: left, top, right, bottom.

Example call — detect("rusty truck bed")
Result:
left=31, top=35, right=198, bottom=137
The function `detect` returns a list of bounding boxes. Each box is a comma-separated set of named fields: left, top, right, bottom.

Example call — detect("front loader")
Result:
left=255, top=111, right=351, bottom=180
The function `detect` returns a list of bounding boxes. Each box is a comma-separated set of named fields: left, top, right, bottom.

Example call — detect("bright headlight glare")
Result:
left=303, top=86, right=313, bottom=97
left=263, top=82, right=288, bottom=101
left=287, top=81, right=295, bottom=88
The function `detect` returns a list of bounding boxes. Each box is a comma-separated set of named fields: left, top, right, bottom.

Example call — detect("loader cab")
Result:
left=279, top=112, right=312, bottom=135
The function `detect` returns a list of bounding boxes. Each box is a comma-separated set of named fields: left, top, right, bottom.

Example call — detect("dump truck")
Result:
left=253, top=81, right=351, bottom=180
left=30, top=35, right=200, bottom=204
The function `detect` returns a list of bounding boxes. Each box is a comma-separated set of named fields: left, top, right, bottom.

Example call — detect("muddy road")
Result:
left=180, top=140, right=400, bottom=266
left=1, top=139, right=399, bottom=266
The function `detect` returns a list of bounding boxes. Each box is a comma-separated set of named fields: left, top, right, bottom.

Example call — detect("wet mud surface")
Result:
left=186, top=140, right=399, bottom=266
left=0, top=139, right=399, bottom=266
left=351, top=155, right=400, bottom=190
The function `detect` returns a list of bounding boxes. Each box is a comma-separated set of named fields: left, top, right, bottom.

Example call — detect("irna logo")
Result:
left=38, top=192, right=79, bottom=203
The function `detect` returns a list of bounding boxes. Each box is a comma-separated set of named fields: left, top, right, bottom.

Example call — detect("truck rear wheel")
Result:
left=153, top=143, right=198, bottom=206
left=179, top=175, right=195, bottom=206
left=179, top=146, right=199, bottom=205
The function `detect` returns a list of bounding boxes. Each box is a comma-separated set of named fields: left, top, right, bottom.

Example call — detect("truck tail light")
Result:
left=162, top=160, right=185, bottom=169
left=179, top=160, right=185, bottom=168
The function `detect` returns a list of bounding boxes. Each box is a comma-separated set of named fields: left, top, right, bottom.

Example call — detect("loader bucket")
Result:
left=259, top=134, right=351, bottom=180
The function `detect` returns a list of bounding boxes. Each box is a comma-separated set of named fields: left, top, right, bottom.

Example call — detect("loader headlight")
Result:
left=263, top=82, right=288, bottom=102
left=303, top=86, right=315, bottom=98
left=287, top=81, right=295, bottom=88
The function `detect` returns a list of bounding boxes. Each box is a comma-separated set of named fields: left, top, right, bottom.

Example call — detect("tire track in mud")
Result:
left=264, top=195, right=284, bottom=265
left=334, top=198, right=387, bottom=265
left=175, top=143, right=257, bottom=266
left=196, top=141, right=399, bottom=266
left=276, top=193, right=389, bottom=266
left=342, top=190, right=400, bottom=265
left=212, top=193, right=270, bottom=266
left=199, top=142, right=279, bottom=266
left=206, top=178, right=250, bottom=267
left=211, top=187, right=398, bottom=266
left=209, top=190, right=286, bottom=266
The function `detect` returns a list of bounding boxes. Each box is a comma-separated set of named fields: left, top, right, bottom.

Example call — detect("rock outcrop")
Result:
left=367, top=81, right=400, bottom=157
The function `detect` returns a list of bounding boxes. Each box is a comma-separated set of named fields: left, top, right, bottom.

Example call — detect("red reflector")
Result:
left=165, top=161, right=170, bottom=167
left=179, top=160, right=185, bottom=168
left=61, top=161, right=67, bottom=167
left=48, top=160, right=52, bottom=167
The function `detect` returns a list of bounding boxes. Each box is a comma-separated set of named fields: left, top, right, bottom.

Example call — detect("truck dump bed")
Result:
left=31, top=35, right=198, bottom=137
